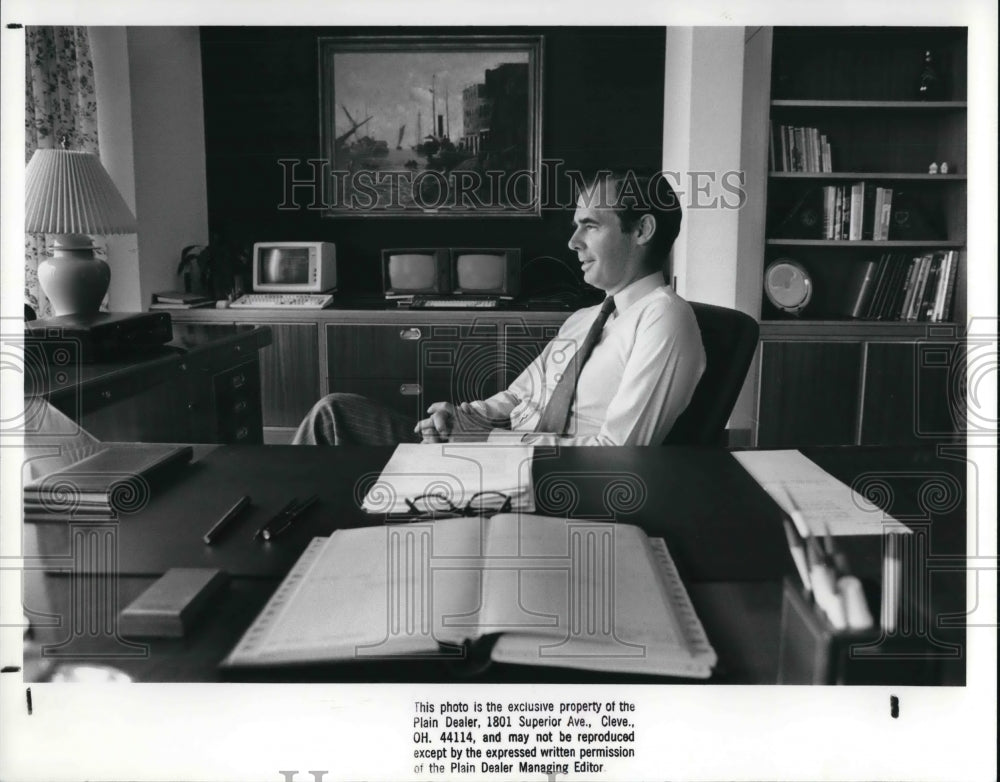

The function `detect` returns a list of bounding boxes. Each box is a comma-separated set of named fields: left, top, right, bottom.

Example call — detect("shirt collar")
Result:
left=608, top=272, right=664, bottom=316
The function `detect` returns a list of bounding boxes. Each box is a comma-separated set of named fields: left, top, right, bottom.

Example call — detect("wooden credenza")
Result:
left=28, top=324, right=271, bottom=444
left=755, top=321, right=964, bottom=447
left=166, top=307, right=571, bottom=443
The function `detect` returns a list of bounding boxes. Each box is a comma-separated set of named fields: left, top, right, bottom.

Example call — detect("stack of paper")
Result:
left=361, top=444, right=535, bottom=514
left=732, top=450, right=910, bottom=536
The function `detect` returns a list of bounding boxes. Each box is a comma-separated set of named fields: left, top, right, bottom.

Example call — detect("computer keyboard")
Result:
left=409, top=297, right=499, bottom=309
left=230, top=293, right=334, bottom=310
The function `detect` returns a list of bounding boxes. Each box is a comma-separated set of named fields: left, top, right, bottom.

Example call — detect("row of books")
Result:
left=770, top=123, right=833, bottom=172
left=823, top=183, right=894, bottom=241
left=847, top=250, right=959, bottom=321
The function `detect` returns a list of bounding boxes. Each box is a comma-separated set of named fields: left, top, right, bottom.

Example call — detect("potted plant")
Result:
left=177, top=237, right=251, bottom=299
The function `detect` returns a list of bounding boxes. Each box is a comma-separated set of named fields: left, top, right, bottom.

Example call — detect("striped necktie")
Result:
left=534, top=296, right=616, bottom=435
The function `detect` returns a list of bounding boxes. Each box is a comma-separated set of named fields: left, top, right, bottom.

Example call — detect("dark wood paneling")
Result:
left=199, top=27, right=666, bottom=296
left=239, top=323, right=318, bottom=427
left=757, top=341, right=863, bottom=447
left=862, top=341, right=962, bottom=445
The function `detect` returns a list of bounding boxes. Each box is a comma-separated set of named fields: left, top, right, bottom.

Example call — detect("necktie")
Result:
left=534, top=296, right=616, bottom=435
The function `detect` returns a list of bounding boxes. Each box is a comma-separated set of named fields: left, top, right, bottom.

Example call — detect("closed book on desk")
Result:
left=24, top=443, right=193, bottom=519
left=223, top=515, right=716, bottom=678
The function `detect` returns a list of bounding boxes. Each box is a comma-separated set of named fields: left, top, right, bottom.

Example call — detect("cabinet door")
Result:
left=861, top=342, right=963, bottom=445
left=326, top=322, right=501, bottom=418
left=239, top=323, right=319, bottom=427
left=757, top=341, right=864, bottom=447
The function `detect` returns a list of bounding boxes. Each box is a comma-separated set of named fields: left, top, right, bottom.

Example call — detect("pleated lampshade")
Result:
left=25, top=148, right=137, bottom=235
left=25, top=148, right=137, bottom=317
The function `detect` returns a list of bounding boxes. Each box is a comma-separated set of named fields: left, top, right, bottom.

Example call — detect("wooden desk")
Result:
left=21, top=445, right=966, bottom=684
left=26, top=324, right=271, bottom=444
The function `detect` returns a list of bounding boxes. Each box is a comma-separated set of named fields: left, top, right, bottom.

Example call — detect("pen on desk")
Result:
left=254, top=498, right=299, bottom=541
left=823, top=524, right=874, bottom=631
left=782, top=518, right=812, bottom=595
left=259, top=495, right=319, bottom=541
left=203, top=495, right=251, bottom=545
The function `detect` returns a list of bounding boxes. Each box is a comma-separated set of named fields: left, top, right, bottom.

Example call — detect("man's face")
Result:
left=567, top=185, right=646, bottom=295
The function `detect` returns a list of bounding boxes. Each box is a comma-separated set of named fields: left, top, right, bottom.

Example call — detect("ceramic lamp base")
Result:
left=37, top=235, right=111, bottom=317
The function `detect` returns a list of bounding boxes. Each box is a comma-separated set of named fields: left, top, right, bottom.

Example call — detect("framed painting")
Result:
left=318, top=35, right=543, bottom=217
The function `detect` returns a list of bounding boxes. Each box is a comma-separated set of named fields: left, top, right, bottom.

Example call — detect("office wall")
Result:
left=90, top=27, right=209, bottom=310
left=128, top=28, right=210, bottom=306
left=199, top=27, right=667, bottom=295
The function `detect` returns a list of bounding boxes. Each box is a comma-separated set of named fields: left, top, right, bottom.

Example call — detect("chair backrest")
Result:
left=663, top=302, right=759, bottom=447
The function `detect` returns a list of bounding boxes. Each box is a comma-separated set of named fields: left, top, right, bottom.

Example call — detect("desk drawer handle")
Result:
left=100, top=390, right=112, bottom=400
left=234, top=426, right=249, bottom=441
left=233, top=399, right=248, bottom=414
left=231, top=373, right=247, bottom=389
left=399, top=383, right=422, bottom=396
left=399, top=328, right=422, bottom=341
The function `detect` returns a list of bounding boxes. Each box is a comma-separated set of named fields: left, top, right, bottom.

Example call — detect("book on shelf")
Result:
left=917, top=252, right=944, bottom=322
left=848, top=182, right=866, bottom=241
left=770, top=124, right=832, bottom=173
left=223, top=514, right=718, bottom=679
left=906, top=254, right=933, bottom=321
left=863, top=254, right=893, bottom=320
left=845, top=259, right=879, bottom=319
left=896, top=256, right=922, bottom=321
left=882, top=254, right=914, bottom=320
left=938, top=250, right=959, bottom=321
left=23, top=443, right=193, bottom=520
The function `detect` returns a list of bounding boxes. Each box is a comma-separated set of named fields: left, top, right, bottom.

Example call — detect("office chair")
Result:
left=663, top=302, right=759, bottom=447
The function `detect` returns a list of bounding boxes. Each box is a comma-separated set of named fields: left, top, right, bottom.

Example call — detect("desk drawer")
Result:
left=212, top=360, right=263, bottom=443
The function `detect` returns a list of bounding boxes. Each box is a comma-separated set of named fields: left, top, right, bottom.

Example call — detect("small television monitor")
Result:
left=451, top=248, right=522, bottom=299
left=382, top=249, right=451, bottom=298
left=252, top=242, right=337, bottom=293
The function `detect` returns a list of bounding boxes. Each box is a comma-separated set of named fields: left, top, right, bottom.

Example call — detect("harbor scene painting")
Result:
left=319, top=36, right=542, bottom=216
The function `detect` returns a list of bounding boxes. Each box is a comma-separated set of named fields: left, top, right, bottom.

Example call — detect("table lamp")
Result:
left=25, top=145, right=138, bottom=317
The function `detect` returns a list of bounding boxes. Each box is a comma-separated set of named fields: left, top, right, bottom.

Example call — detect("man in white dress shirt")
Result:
left=293, top=170, right=706, bottom=446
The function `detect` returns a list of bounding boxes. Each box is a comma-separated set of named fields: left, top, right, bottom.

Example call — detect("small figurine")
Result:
left=940, top=162, right=951, bottom=174
left=928, top=162, right=939, bottom=174
left=917, top=50, right=945, bottom=100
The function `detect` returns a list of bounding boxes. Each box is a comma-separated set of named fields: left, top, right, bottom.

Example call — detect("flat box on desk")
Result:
left=119, top=568, right=228, bottom=638
left=777, top=579, right=941, bottom=685
left=25, top=311, right=173, bottom=362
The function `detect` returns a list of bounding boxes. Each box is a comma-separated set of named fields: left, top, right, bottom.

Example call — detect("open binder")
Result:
left=224, top=515, right=716, bottom=678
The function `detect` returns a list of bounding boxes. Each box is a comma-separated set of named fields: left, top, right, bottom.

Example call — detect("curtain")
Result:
left=25, top=27, right=101, bottom=319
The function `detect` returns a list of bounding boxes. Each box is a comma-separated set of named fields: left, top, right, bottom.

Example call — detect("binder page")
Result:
left=226, top=519, right=488, bottom=666
left=733, top=449, right=910, bottom=536
left=485, top=515, right=714, bottom=677
left=361, top=443, right=535, bottom=513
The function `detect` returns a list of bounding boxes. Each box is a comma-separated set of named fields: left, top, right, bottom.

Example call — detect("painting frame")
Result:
left=318, top=34, right=543, bottom=218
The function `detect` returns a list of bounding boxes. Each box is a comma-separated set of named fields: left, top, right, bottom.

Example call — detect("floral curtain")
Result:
left=25, top=26, right=101, bottom=319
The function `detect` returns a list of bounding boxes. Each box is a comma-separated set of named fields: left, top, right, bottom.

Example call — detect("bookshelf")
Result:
left=762, top=27, right=967, bottom=326
left=747, top=27, right=968, bottom=447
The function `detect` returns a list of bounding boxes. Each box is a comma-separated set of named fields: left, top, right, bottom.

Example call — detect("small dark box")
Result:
left=25, top=311, right=173, bottom=362
left=119, top=568, right=228, bottom=638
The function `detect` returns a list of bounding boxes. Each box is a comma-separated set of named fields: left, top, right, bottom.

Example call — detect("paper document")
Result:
left=732, top=450, right=910, bottom=536
left=362, top=444, right=535, bottom=513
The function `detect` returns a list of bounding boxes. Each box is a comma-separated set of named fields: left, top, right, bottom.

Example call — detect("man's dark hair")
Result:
left=584, top=169, right=683, bottom=262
